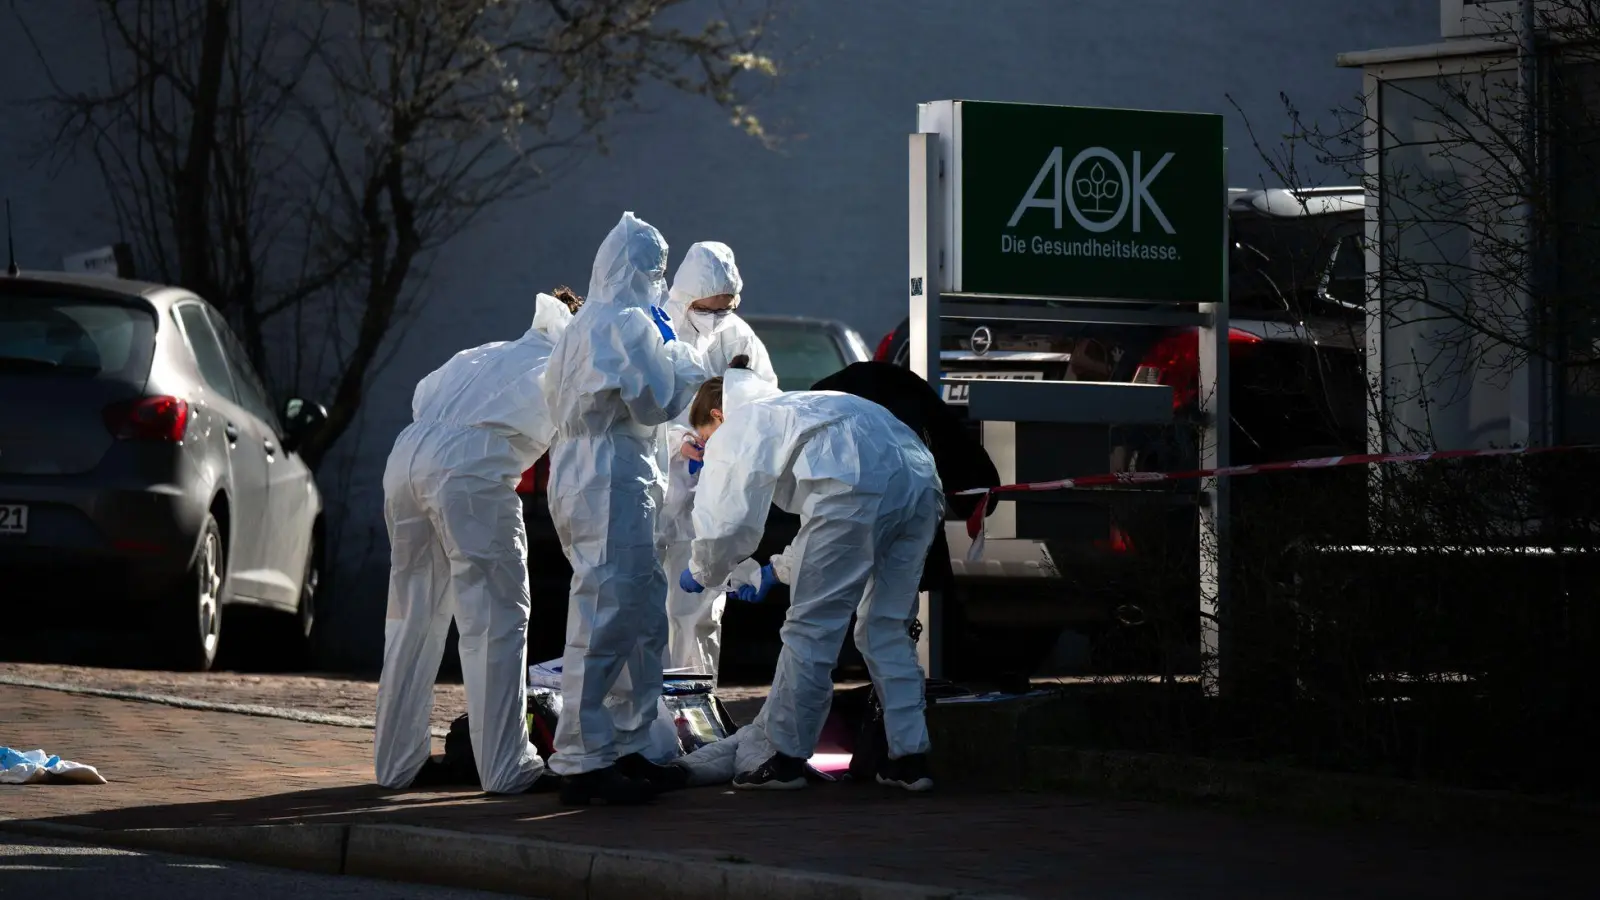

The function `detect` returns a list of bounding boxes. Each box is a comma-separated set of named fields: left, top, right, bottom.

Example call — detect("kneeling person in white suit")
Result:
left=676, top=357, right=944, bottom=792
left=374, top=290, right=579, bottom=795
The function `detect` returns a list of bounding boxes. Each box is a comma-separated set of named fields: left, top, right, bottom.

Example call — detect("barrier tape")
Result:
left=956, top=443, right=1600, bottom=561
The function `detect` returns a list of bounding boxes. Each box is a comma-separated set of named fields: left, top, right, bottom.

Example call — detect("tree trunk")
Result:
left=298, top=148, right=421, bottom=469
left=173, top=0, right=233, bottom=303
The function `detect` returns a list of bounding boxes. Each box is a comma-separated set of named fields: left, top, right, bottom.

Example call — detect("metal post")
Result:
left=909, top=132, right=941, bottom=384
left=1361, top=68, right=1389, bottom=543
left=1515, top=0, right=1552, bottom=447
left=1197, top=150, right=1231, bottom=697
left=909, top=131, right=945, bottom=679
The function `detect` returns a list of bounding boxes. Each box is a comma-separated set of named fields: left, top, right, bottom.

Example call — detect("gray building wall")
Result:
left=1, top=1, right=1440, bottom=668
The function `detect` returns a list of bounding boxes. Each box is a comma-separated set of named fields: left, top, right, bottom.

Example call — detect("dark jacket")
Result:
left=811, top=361, right=1000, bottom=592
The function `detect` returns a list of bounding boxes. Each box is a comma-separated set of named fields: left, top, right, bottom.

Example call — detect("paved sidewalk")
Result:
left=0, top=684, right=1590, bottom=899
left=0, top=662, right=776, bottom=732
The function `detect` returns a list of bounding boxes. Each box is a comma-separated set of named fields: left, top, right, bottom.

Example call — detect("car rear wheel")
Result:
left=158, top=515, right=225, bottom=672
left=288, top=543, right=320, bottom=669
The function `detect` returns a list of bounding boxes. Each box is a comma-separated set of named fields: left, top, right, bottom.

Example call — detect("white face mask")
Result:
left=687, top=306, right=731, bottom=335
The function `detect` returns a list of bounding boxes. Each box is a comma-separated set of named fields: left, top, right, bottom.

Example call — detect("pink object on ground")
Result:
left=807, top=752, right=853, bottom=775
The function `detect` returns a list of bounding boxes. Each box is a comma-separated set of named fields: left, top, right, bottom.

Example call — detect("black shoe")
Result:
left=557, top=766, right=656, bottom=807
left=523, top=771, right=563, bottom=794
left=876, top=753, right=934, bottom=792
left=616, top=752, right=690, bottom=793
left=732, top=752, right=808, bottom=791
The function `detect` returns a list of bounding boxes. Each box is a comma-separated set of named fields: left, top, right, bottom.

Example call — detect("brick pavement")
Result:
left=1, top=684, right=1591, bottom=898
left=0, top=663, right=775, bottom=731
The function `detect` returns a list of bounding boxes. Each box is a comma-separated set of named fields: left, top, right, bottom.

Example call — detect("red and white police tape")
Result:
left=953, top=443, right=1600, bottom=560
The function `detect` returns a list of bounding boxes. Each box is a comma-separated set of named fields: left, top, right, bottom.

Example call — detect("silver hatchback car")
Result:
left=0, top=272, right=326, bottom=670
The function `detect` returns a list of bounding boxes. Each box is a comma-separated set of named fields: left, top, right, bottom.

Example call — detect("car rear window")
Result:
left=0, top=294, right=156, bottom=380
left=747, top=322, right=848, bottom=390
left=1230, top=212, right=1359, bottom=320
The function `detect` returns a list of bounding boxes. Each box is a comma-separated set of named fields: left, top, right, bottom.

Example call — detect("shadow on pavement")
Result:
left=23, top=779, right=1600, bottom=900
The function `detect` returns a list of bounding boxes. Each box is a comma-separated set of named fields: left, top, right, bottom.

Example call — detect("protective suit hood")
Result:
left=721, top=367, right=782, bottom=419
left=666, top=242, right=743, bottom=317
left=530, top=292, right=574, bottom=340
left=588, top=211, right=669, bottom=311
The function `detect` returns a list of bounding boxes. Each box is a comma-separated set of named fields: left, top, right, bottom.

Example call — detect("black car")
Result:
left=0, top=272, right=328, bottom=670
left=519, top=313, right=872, bottom=670
left=875, top=187, right=1366, bottom=464
left=869, top=187, right=1369, bottom=672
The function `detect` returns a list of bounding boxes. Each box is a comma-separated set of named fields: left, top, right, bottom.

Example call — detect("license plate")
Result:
left=0, top=504, right=27, bottom=536
left=940, top=372, right=1045, bottom=405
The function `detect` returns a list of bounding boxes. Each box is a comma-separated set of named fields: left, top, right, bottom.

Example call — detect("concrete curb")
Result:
left=0, top=674, right=448, bottom=739
left=0, top=818, right=1024, bottom=900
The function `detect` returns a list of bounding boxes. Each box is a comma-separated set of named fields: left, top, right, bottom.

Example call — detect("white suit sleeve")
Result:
left=613, top=310, right=708, bottom=427
left=689, top=421, right=778, bottom=587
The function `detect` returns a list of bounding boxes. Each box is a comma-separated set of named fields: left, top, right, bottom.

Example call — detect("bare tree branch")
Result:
left=11, top=0, right=785, bottom=468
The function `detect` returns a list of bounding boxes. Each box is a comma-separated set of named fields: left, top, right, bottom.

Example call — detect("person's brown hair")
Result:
left=687, top=355, right=751, bottom=428
left=552, top=285, right=584, bottom=314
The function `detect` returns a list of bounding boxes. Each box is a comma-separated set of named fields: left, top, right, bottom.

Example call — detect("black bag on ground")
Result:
left=842, top=677, right=969, bottom=783
left=441, top=713, right=481, bottom=786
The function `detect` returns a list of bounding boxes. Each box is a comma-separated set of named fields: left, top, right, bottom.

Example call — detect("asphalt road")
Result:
left=0, top=834, right=524, bottom=900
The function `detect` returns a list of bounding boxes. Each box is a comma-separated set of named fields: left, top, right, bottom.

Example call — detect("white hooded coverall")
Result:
left=658, top=241, right=777, bottom=678
left=544, top=212, right=708, bottom=777
left=375, top=293, right=573, bottom=794
left=688, top=371, right=945, bottom=764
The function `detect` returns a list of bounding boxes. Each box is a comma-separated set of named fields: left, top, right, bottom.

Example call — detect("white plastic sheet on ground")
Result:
left=0, top=746, right=107, bottom=785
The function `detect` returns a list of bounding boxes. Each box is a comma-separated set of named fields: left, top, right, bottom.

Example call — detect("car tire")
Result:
left=287, top=541, right=320, bottom=670
left=159, top=515, right=225, bottom=672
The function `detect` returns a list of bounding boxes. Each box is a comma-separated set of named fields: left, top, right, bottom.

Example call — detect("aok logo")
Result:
left=1006, top=147, right=1176, bottom=235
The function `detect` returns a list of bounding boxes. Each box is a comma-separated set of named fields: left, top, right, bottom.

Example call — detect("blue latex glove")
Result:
left=678, top=568, right=705, bottom=594
left=734, top=565, right=780, bottom=603
left=687, top=458, right=703, bottom=476
left=650, top=305, right=676, bottom=343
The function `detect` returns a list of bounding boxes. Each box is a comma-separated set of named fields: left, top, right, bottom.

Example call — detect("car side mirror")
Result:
left=281, top=397, right=329, bottom=453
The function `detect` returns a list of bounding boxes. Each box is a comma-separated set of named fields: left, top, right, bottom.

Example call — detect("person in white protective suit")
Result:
left=543, top=212, right=709, bottom=806
left=677, top=359, right=945, bottom=792
left=375, top=290, right=580, bottom=795
left=657, top=241, right=778, bottom=679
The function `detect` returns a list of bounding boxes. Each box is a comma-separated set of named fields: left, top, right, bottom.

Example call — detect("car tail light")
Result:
left=1094, top=523, right=1135, bottom=555
left=104, top=395, right=190, bottom=442
left=1132, top=328, right=1262, bottom=409
left=872, top=331, right=896, bottom=362
left=517, top=455, right=551, bottom=495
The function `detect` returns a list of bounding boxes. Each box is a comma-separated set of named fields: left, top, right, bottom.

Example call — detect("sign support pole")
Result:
left=1197, top=149, right=1231, bottom=697
left=909, top=131, right=945, bottom=680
